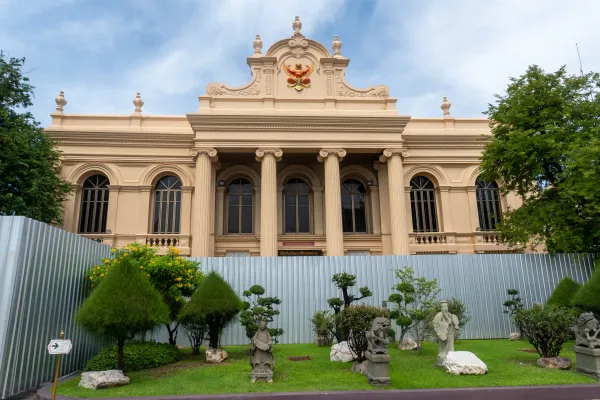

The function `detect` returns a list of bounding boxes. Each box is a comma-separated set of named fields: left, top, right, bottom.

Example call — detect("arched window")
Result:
left=476, top=178, right=502, bottom=231
left=227, top=178, right=253, bottom=234
left=410, top=176, right=439, bottom=232
left=78, top=174, right=110, bottom=233
left=341, top=179, right=367, bottom=233
left=284, top=178, right=310, bottom=233
left=152, top=176, right=182, bottom=234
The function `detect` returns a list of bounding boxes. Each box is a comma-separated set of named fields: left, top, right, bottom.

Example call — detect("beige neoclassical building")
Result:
left=45, top=17, right=522, bottom=257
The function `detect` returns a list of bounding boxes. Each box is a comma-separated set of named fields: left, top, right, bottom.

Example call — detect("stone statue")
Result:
left=250, top=318, right=274, bottom=383
left=366, top=317, right=391, bottom=354
left=433, top=300, right=460, bottom=365
left=574, top=312, right=600, bottom=349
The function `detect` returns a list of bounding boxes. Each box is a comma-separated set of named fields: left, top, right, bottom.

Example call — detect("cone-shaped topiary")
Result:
left=546, top=276, right=581, bottom=307
left=572, top=266, right=600, bottom=316
left=180, top=271, right=243, bottom=349
left=76, top=257, right=169, bottom=371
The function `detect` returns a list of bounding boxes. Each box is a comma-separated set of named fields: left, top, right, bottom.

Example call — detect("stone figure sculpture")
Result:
left=574, top=312, right=600, bottom=349
left=250, top=319, right=274, bottom=383
left=366, top=317, right=391, bottom=354
left=364, top=317, right=391, bottom=386
left=433, top=300, right=460, bottom=365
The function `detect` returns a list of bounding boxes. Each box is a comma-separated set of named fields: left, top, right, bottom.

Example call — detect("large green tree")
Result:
left=0, top=52, right=71, bottom=224
left=480, top=65, right=600, bottom=253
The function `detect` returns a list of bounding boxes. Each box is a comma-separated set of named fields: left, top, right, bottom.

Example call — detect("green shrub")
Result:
left=310, top=310, right=335, bottom=346
left=572, top=266, right=600, bottom=316
left=326, top=272, right=372, bottom=342
left=336, top=305, right=389, bottom=362
left=85, top=342, right=180, bottom=372
left=514, top=305, right=576, bottom=358
left=239, top=285, right=283, bottom=342
left=546, top=277, right=581, bottom=307
left=180, top=272, right=242, bottom=349
left=425, top=297, right=471, bottom=338
left=76, top=258, right=170, bottom=371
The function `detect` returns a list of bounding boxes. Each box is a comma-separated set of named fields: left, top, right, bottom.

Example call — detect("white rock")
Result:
left=329, top=341, right=356, bottom=363
left=441, top=351, right=488, bottom=375
left=399, top=338, right=418, bottom=350
left=79, top=370, right=130, bottom=389
left=206, top=347, right=228, bottom=363
left=508, top=332, right=521, bottom=340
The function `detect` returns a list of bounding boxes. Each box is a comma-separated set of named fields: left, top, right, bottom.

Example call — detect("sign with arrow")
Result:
left=47, top=339, right=72, bottom=355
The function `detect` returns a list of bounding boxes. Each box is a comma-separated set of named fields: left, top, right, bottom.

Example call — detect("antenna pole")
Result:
left=576, top=43, right=584, bottom=76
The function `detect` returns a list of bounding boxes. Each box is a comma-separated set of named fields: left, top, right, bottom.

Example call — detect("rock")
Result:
left=509, top=332, right=521, bottom=341
left=176, top=344, right=184, bottom=350
left=351, top=360, right=367, bottom=375
left=330, top=341, right=356, bottom=363
left=399, top=338, right=418, bottom=350
left=206, top=347, right=228, bottom=363
left=441, top=351, right=488, bottom=375
left=79, top=370, right=130, bottom=389
left=536, top=356, right=571, bottom=370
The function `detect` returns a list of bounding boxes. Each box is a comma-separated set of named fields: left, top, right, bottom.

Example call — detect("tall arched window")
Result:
left=152, top=176, right=182, bottom=234
left=284, top=178, right=310, bottom=233
left=410, top=176, right=439, bottom=232
left=341, top=179, right=367, bottom=233
left=227, top=178, right=253, bottom=234
left=78, top=174, right=110, bottom=233
left=476, top=177, right=502, bottom=231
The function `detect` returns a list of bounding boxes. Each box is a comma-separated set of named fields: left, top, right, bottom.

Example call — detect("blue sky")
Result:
left=2, top=0, right=599, bottom=125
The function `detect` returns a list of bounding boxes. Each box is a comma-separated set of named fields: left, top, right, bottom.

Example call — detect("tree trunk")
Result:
left=208, top=324, right=220, bottom=348
left=166, top=322, right=180, bottom=345
left=117, top=338, right=125, bottom=372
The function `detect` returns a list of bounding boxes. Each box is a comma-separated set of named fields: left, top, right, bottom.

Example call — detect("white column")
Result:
left=191, top=148, right=218, bottom=257
left=318, top=149, right=346, bottom=256
left=256, top=148, right=282, bottom=256
left=380, top=149, right=410, bottom=254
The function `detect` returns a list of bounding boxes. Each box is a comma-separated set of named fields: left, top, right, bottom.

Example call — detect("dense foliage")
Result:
left=85, top=342, right=180, bottom=372
left=514, top=305, right=576, bottom=358
left=336, top=305, right=389, bottom=362
left=572, top=266, right=600, bottom=316
left=239, top=285, right=283, bottom=342
left=388, top=266, right=440, bottom=350
left=0, top=52, right=72, bottom=223
left=87, top=242, right=203, bottom=344
left=179, top=271, right=243, bottom=349
left=546, top=277, right=581, bottom=308
left=425, top=297, right=471, bottom=339
left=76, top=258, right=170, bottom=371
left=327, top=272, right=372, bottom=342
left=310, top=310, right=335, bottom=346
left=479, top=65, right=600, bottom=253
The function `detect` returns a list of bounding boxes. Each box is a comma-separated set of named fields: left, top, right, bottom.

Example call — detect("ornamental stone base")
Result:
left=574, top=346, right=600, bottom=377
left=365, top=350, right=390, bottom=387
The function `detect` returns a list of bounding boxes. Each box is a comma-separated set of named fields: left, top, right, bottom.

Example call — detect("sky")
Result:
left=2, top=0, right=599, bottom=125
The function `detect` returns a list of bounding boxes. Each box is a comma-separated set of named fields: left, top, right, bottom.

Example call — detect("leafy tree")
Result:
left=479, top=65, right=600, bottom=253
left=336, top=305, right=389, bottom=362
left=179, top=271, right=242, bottom=349
left=327, top=272, right=372, bottom=342
left=87, top=243, right=204, bottom=345
left=572, top=266, right=600, bottom=317
left=503, top=288, right=524, bottom=333
left=546, top=277, right=581, bottom=308
left=180, top=313, right=206, bottom=355
left=0, top=52, right=72, bottom=223
left=75, top=258, right=170, bottom=371
left=425, top=297, right=471, bottom=339
left=388, top=266, right=440, bottom=352
left=514, top=305, right=576, bottom=358
left=239, top=284, right=283, bottom=343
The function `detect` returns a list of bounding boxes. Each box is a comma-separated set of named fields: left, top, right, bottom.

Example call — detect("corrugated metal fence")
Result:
left=0, top=217, right=111, bottom=399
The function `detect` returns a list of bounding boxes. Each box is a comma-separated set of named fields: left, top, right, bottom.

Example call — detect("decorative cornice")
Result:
left=55, top=140, right=193, bottom=148
left=255, top=148, right=283, bottom=162
left=405, top=143, right=487, bottom=149
left=318, top=148, right=346, bottom=162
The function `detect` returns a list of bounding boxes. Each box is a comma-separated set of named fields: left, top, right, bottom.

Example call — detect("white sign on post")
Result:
left=47, top=339, right=72, bottom=355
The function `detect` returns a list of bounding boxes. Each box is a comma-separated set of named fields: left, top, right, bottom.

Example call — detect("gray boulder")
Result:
left=441, top=351, right=488, bottom=375
left=399, top=338, right=418, bottom=350
left=508, top=332, right=521, bottom=340
left=536, top=356, right=571, bottom=370
left=79, top=370, right=130, bottom=389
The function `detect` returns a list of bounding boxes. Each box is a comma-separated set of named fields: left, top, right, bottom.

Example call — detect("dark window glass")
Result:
left=78, top=174, right=110, bottom=234
left=341, top=179, right=367, bottom=233
left=410, top=176, right=439, bottom=232
left=476, top=178, right=502, bottom=231
left=152, top=176, right=182, bottom=234
left=283, top=179, right=310, bottom=233
left=227, top=178, right=253, bottom=234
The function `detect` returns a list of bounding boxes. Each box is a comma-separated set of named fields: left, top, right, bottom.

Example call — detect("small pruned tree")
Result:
left=514, top=305, right=576, bottom=358
left=572, top=266, right=600, bottom=317
left=239, top=284, right=283, bottom=343
left=503, top=288, right=524, bottom=333
left=336, top=305, right=389, bottom=362
left=546, top=277, right=581, bottom=308
left=180, top=313, right=206, bottom=355
left=75, top=258, right=170, bottom=371
left=180, top=272, right=242, bottom=349
left=327, top=272, right=372, bottom=342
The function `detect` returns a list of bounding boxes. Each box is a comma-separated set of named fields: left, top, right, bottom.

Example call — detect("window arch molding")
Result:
left=277, top=165, right=322, bottom=190
left=403, top=165, right=449, bottom=187
left=339, top=165, right=378, bottom=186
left=277, top=165, right=322, bottom=235
left=216, top=165, right=261, bottom=188
left=216, top=165, right=261, bottom=236
left=69, top=163, right=122, bottom=187
left=140, top=164, right=194, bottom=187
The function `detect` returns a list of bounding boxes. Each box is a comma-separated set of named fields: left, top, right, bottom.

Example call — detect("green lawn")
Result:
left=59, top=340, right=596, bottom=397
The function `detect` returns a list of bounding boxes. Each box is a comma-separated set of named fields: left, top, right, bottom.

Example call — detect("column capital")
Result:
left=255, top=148, right=283, bottom=162
left=318, top=148, right=346, bottom=162
left=190, top=148, right=218, bottom=162
left=379, top=148, right=409, bottom=162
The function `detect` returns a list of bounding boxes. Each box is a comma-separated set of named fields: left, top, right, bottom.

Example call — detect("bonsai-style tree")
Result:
left=503, top=288, right=524, bottom=333
left=572, top=266, right=600, bottom=317
left=546, top=277, right=581, bottom=308
left=180, top=271, right=243, bottom=349
left=239, top=284, right=283, bottom=342
left=327, top=272, right=372, bottom=342
left=75, top=258, right=169, bottom=371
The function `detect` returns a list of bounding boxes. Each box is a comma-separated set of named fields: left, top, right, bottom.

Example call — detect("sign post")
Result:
left=47, top=331, right=72, bottom=400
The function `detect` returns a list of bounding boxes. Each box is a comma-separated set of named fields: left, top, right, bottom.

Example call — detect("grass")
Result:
left=58, top=340, right=597, bottom=397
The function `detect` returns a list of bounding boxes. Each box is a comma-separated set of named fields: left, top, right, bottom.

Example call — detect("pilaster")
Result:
left=318, top=148, right=346, bottom=256
left=256, top=148, right=283, bottom=256
left=191, top=148, right=218, bottom=256
left=106, top=185, right=121, bottom=233
left=374, top=162, right=391, bottom=254
left=380, top=148, right=410, bottom=254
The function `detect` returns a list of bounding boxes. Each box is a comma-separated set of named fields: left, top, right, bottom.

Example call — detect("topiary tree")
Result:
left=546, top=277, right=581, bottom=308
left=239, top=284, right=283, bottom=343
left=180, top=271, right=242, bottom=349
left=572, top=266, right=600, bottom=317
left=503, top=288, right=524, bottom=333
left=336, top=305, right=389, bottom=362
left=75, top=258, right=170, bottom=371
left=514, top=305, right=576, bottom=358
left=327, top=272, right=372, bottom=342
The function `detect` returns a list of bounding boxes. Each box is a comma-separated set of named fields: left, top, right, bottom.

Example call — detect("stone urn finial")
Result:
left=253, top=34, right=263, bottom=56
left=133, top=92, right=144, bottom=113
left=292, top=16, right=302, bottom=36
left=441, top=96, right=452, bottom=116
left=55, top=91, right=67, bottom=112
left=332, top=35, right=342, bottom=58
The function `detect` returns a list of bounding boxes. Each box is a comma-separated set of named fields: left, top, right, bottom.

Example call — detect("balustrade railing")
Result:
left=410, top=233, right=447, bottom=245
left=146, top=236, right=180, bottom=247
